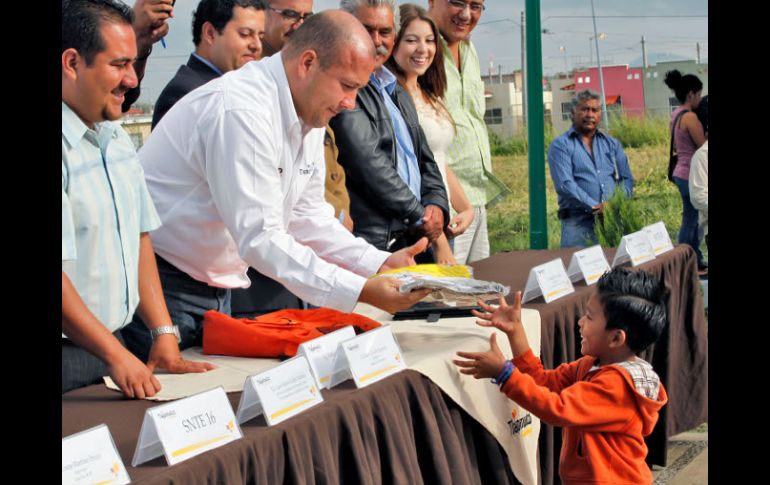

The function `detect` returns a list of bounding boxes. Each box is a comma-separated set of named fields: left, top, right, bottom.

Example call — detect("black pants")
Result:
left=230, top=267, right=304, bottom=318
left=62, top=330, right=125, bottom=394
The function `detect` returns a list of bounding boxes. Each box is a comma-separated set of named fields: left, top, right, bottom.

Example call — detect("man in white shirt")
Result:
left=123, top=10, right=430, bottom=361
left=62, top=0, right=213, bottom=397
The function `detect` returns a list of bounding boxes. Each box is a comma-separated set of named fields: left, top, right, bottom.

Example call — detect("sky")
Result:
left=130, top=0, right=708, bottom=105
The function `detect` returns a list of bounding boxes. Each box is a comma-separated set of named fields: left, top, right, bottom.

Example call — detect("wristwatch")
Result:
left=150, top=325, right=181, bottom=343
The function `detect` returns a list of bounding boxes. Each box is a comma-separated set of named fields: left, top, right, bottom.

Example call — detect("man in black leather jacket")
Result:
left=330, top=0, right=448, bottom=261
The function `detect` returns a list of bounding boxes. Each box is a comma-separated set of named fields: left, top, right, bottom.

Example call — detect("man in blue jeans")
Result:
left=547, top=90, right=634, bottom=248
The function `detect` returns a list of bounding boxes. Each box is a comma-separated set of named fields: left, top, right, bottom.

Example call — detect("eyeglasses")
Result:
left=447, top=0, right=485, bottom=13
left=267, top=6, right=313, bottom=23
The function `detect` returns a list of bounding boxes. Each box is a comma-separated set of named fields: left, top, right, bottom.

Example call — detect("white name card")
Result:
left=522, top=258, right=575, bottom=303
left=297, top=325, right=356, bottom=389
left=341, top=325, right=407, bottom=388
left=62, top=424, right=130, bottom=485
left=642, top=221, right=674, bottom=255
left=132, top=386, right=242, bottom=467
left=567, top=245, right=611, bottom=286
left=236, top=354, right=323, bottom=426
left=612, top=231, right=657, bottom=268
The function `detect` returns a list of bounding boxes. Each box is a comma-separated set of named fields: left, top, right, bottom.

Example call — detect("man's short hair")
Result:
left=62, top=0, right=134, bottom=65
left=283, top=11, right=372, bottom=70
left=596, top=267, right=669, bottom=353
left=192, top=0, right=266, bottom=46
left=339, top=0, right=399, bottom=32
left=571, top=89, right=601, bottom=112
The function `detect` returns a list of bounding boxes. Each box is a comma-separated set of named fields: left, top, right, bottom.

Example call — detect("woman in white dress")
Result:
left=385, top=3, right=474, bottom=265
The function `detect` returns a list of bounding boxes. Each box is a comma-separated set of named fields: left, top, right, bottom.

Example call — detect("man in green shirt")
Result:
left=427, top=0, right=510, bottom=263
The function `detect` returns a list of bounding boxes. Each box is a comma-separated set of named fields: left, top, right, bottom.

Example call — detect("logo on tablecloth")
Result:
left=507, top=413, right=533, bottom=437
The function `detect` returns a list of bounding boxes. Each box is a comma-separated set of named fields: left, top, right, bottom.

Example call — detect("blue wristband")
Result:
left=493, top=360, right=516, bottom=388
left=492, top=360, right=514, bottom=385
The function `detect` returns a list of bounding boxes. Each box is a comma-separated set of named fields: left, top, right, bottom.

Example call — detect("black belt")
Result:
left=557, top=208, right=592, bottom=220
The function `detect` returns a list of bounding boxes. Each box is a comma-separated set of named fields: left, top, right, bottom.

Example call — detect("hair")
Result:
left=340, top=0, right=400, bottom=33
left=570, top=89, right=601, bottom=112
left=385, top=3, right=454, bottom=126
left=192, top=0, right=265, bottom=46
left=62, top=0, right=134, bottom=65
left=663, top=69, right=703, bottom=104
left=695, top=94, right=708, bottom=134
left=595, top=267, right=669, bottom=353
left=283, top=10, right=373, bottom=70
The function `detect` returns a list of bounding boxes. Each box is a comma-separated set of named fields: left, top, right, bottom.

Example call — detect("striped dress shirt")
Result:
left=62, top=102, right=161, bottom=335
left=441, top=38, right=510, bottom=208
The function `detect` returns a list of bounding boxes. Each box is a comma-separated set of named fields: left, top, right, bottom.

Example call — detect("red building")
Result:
left=573, top=65, right=645, bottom=117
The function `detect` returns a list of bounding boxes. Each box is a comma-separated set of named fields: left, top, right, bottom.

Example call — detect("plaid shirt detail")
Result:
left=615, top=358, right=661, bottom=400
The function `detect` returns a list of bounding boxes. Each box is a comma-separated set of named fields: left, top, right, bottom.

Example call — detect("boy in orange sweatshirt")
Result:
left=454, top=267, right=668, bottom=484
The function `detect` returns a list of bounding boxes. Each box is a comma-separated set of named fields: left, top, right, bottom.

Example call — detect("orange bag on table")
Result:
left=202, top=308, right=381, bottom=358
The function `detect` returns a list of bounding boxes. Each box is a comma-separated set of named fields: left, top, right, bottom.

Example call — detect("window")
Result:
left=484, top=108, right=503, bottom=125
left=561, top=102, right=572, bottom=121
left=634, top=73, right=640, bottom=80
left=585, top=76, right=591, bottom=83
left=653, top=72, right=658, bottom=78
left=669, top=97, right=680, bottom=114
left=627, top=74, right=632, bottom=80
left=577, top=77, right=584, bottom=83
left=646, top=72, right=651, bottom=78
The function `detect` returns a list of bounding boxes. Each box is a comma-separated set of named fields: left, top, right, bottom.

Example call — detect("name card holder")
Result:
left=132, top=386, right=241, bottom=467
left=642, top=221, right=674, bottom=255
left=297, top=325, right=356, bottom=389
left=567, top=245, right=611, bottom=286
left=611, top=231, right=656, bottom=268
left=341, top=325, right=407, bottom=388
left=63, top=424, right=130, bottom=485
left=522, top=258, right=575, bottom=303
left=236, top=354, right=323, bottom=426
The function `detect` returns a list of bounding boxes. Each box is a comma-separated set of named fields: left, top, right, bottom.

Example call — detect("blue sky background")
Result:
left=129, top=0, right=707, bottom=105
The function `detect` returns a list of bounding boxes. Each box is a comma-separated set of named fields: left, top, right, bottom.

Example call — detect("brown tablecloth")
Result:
left=62, top=370, right=520, bottom=485
left=470, top=244, right=708, bottom=485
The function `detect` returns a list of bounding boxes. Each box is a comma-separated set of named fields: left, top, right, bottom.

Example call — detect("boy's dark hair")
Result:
left=62, top=0, right=134, bottom=65
left=663, top=69, right=703, bottom=104
left=192, top=0, right=265, bottom=46
left=596, top=268, right=668, bottom=353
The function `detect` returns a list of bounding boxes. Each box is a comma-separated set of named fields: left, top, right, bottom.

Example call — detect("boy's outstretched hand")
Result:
left=454, top=333, right=507, bottom=379
left=471, top=291, right=531, bottom=358
left=472, top=291, right=523, bottom=335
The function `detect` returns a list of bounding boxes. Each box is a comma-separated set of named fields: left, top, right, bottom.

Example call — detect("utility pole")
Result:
left=590, top=0, right=610, bottom=131
left=641, top=36, right=648, bottom=69
left=696, top=42, right=701, bottom=64
left=521, top=10, right=527, bottom=127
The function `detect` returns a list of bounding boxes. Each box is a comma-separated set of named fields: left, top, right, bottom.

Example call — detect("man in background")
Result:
left=427, top=0, right=510, bottom=264
left=547, top=90, right=634, bottom=248
left=151, top=0, right=265, bottom=128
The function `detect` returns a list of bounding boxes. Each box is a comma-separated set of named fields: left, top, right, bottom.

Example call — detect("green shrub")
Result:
left=609, top=115, right=669, bottom=149
left=488, top=125, right=556, bottom=157
left=594, top=186, right=644, bottom=247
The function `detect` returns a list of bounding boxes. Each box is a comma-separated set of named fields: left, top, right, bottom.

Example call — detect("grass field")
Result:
left=486, top=142, right=700, bottom=255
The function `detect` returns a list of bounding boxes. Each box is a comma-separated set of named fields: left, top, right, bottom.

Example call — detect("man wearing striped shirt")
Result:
left=62, top=0, right=213, bottom=398
left=427, top=0, right=510, bottom=264
left=547, top=90, right=634, bottom=248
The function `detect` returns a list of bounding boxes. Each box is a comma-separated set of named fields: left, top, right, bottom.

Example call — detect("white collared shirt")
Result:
left=140, top=53, right=389, bottom=312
